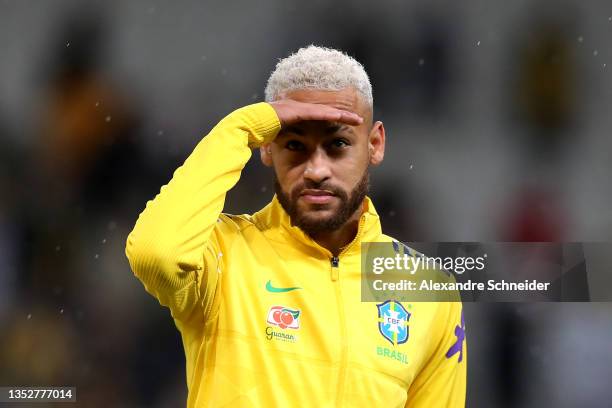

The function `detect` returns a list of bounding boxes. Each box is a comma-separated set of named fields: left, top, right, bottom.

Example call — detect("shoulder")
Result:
left=373, top=236, right=459, bottom=286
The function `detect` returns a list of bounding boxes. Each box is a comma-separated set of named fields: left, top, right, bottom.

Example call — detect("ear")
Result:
left=368, top=121, right=385, bottom=166
left=259, top=143, right=273, bottom=167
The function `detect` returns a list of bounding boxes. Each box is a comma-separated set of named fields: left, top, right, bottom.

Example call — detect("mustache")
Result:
left=290, top=181, right=347, bottom=200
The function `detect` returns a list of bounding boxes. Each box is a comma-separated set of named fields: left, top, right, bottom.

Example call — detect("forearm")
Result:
left=125, top=102, right=280, bottom=314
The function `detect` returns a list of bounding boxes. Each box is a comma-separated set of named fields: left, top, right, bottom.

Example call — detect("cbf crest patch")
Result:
left=377, top=300, right=411, bottom=346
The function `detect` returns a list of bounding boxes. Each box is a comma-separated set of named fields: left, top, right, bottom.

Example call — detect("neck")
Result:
left=310, top=207, right=363, bottom=256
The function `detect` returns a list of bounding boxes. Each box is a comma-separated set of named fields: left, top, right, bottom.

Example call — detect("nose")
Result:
left=303, top=147, right=331, bottom=184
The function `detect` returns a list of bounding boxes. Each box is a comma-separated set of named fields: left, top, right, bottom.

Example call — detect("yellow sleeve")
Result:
left=406, top=301, right=467, bottom=408
left=125, top=102, right=280, bottom=321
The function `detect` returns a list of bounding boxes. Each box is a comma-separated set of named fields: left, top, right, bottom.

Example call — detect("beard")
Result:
left=275, top=169, right=369, bottom=237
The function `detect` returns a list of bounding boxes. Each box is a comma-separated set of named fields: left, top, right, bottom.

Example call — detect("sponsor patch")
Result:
left=266, top=305, right=300, bottom=329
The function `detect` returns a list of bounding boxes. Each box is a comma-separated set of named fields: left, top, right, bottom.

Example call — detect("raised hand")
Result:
left=269, top=99, right=363, bottom=127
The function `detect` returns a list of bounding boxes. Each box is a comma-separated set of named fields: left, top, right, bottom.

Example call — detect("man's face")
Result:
left=261, top=87, right=385, bottom=236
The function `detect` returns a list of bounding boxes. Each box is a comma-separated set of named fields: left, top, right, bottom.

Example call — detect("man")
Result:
left=126, top=45, right=466, bottom=407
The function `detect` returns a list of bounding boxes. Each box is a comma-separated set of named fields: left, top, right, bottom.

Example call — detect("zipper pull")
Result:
left=330, top=256, right=339, bottom=281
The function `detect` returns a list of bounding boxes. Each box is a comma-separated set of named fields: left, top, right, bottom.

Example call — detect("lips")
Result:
left=301, top=189, right=334, bottom=196
left=300, top=189, right=335, bottom=204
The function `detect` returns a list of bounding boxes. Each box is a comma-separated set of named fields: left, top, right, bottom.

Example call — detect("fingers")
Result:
left=270, top=100, right=363, bottom=127
left=336, top=110, right=363, bottom=126
left=302, top=105, right=363, bottom=126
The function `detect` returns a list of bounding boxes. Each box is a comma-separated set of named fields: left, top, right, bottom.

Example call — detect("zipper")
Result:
left=328, top=213, right=367, bottom=282
left=330, top=256, right=339, bottom=280
left=331, top=256, right=347, bottom=406
left=329, top=213, right=368, bottom=406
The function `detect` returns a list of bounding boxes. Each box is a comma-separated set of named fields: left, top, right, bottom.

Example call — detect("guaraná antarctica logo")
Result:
left=265, top=305, right=301, bottom=343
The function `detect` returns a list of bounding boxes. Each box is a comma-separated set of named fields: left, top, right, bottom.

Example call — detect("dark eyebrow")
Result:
left=326, top=123, right=355, bottom=135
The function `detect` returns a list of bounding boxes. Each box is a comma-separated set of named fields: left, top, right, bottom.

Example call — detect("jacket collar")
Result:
left=252, top=194, right=382, bottom=259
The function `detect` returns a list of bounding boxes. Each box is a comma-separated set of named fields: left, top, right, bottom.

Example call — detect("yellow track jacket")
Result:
left=126, top=103, right=466, bottom=407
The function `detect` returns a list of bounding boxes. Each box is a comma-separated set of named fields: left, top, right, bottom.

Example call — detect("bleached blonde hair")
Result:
left=264, top=45, right=373, bottom=107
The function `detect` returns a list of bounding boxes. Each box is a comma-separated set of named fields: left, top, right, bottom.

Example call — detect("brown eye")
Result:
left=286, top=140, right=306, bottom=151
left=330, top=138, right=350, bottom=148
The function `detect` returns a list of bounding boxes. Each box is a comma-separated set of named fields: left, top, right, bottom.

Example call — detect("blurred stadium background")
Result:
left=1, top=0, right=611, bottom=406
